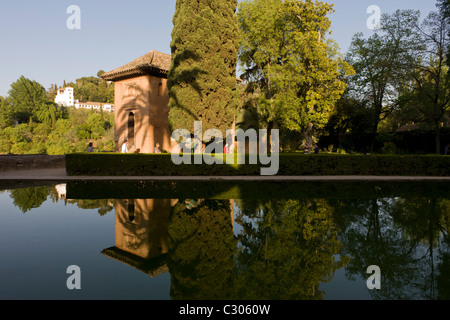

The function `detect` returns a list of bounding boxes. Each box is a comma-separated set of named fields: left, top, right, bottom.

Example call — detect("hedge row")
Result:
left=65, top=153, right=450, bottom=176
left=66, top=180, right=450, bottom=200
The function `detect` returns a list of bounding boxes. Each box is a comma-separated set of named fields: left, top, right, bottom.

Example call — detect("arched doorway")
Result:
left=128, top=112, right=135, bottom=147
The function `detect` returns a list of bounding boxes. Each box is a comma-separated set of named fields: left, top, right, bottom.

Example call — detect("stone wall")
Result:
left=0, top=155, right=66, bottom=172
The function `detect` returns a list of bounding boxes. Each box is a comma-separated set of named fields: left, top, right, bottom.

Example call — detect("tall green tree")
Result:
left=0, top=96, right=14, bottom=128
left=7, top=76, right=49, bottom=124
left=238, top=0, right=353, bottom=139
left=346, top=10, right=422, bottom=151
left=437, top=0, right=450, bottom=66
left=168, top=0, right=239, bottom=136
left=400, top=10, right=450, bottom=153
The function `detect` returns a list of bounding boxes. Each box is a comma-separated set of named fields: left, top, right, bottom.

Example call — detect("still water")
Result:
left=0, top=180, right=449, bottom=300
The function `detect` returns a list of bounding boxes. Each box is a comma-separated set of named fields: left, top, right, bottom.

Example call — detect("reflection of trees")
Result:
left=234, top=199, right=347, bottom=300
left=167, top=199, right=237, bottom=300
left=67, top=199, right=114, bottom=216
left=333, top=197, right=450, bottom=300
left=8, top=185, right=114, bottom=216
left=9, top=186, right=52, bottom=213
left=390, top=198, right=450, bottom=300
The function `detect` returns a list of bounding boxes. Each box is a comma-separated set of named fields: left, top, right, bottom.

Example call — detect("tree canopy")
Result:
left=238, top=0, right=353, bottom=138
left=168, top=0, right=239, bottom=136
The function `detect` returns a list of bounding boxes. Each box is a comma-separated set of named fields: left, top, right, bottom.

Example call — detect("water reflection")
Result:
left=2, top=182, right=450, bottom=300
left=102, top=199, right=172, bottom=277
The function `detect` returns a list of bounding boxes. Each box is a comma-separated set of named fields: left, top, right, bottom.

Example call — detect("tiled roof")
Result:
left=102, top=49, right=242, bottom=82
left=101, top=246, right=168, bottom=277
left=101, top=50, right=171, bottom=81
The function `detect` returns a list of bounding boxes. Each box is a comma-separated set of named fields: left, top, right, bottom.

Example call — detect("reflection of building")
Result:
left=101, top=50, right=174, bottom=154
left=55, top=184, right=67, bottom=199
left=102, top=199, right=175, bottom=277
left=101, top=198, right=235, bottom=277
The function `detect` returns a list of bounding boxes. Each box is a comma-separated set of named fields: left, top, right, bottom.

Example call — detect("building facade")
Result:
left=74, top=101, right=114, bottom=112
left=55, top=86, right=74, bottom=107
left=55, top=86, right=114, bottom=112
left=102, top=50, right=174, bottom=153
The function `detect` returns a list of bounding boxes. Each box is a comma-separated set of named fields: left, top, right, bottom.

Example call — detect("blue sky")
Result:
left=0, top=0, right=440, bottom=97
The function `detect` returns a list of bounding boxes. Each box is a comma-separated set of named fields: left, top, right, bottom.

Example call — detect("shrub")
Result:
left=65, top=153, right=450, bottom=177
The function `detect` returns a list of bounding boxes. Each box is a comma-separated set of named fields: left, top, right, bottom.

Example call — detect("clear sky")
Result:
left=0, top=0, right=440, bottom=97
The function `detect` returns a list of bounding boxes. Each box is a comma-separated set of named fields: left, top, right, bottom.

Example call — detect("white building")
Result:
left=55, top=87, right=74, bottom=107
left=74, top=101, right=114, bottom=112
left=54, top=86, right=114, bottom=112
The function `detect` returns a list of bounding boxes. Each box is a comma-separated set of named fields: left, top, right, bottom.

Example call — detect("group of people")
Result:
left=90, top=139, right=450, bottom=155
left=304, top=143, right=320, bottom=154
left=120, top=139, right=161, bottom=154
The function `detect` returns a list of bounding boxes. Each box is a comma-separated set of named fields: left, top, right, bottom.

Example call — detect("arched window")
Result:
left=128, top=112, right=135, bottom=147
left=127, top=199, right=135, bottom=222
left=158, top=82, right=163, bottom=96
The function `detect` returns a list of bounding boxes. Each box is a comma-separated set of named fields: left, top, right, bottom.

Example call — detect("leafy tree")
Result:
left=7, top=76, right=49, bottom=124
left=437, top=0, right=450, bottom=66
left=238, top=0, right=353, bottom=139
left=0, top=77, right=115, bottom=155
left=346, top=10, right=422, bottom=151
left=324, top=89, right=374, bottom=151
left=46, top=83, right=59, bottom=101
left=0, top=96, right=14, bottom=128
left=168, top=0, right=239, bottom=136
left=66, top=73, right=114, bottom=104
left=399, top=10, right=450, bottom=154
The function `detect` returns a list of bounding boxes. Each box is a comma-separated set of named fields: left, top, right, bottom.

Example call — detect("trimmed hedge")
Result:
left=65, top=153, right=450, bottom=176
left=66, top=180, right=450, bottom=200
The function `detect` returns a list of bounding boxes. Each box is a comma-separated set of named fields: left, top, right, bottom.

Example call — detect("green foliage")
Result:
left=395, top=10, right=450, bottom=153
left=65, top=153, right=450, bottom=177
left=0, top=75, right=115, bottom=155
left=234, top=198, right=347, bottom=299
left=167, top=199, right=237, bottom=299
left=66, top=73, right=114, bottom=104
left=7, top=76, right=49, bottom=124
left=9, top=186, right=52, bottom=213
left=168, top=0, right=239, bottom=135
left=0, top=102, right=114, bottom=155
left=238, top=0, right=353, bottom=135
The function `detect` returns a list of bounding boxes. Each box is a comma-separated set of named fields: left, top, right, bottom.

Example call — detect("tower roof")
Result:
left=101, top=50, right=171, bottom=81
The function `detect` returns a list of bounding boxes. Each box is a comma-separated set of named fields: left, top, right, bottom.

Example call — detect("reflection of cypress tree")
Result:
left=9, top=186, right=51, bottom=213
left=235, top=199, right=347, bottom=300
left=167, top=199, right=237, bottom=300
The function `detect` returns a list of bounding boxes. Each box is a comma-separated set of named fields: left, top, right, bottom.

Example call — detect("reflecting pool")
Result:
left=0, top=180, right=449, bottom=300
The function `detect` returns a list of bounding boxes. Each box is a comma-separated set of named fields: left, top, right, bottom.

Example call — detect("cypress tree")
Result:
left=168, top=0, right=239, bottom=138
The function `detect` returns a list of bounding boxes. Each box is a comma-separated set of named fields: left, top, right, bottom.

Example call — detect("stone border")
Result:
left=0, top=155, right=66, bottom=172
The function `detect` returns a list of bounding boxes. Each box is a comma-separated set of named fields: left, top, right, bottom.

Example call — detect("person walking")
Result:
left=121, top=139, right=129, bottom=153
left=87, top=142, right=94, bottom=152
left=154, top=143, right=161, bottom=153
